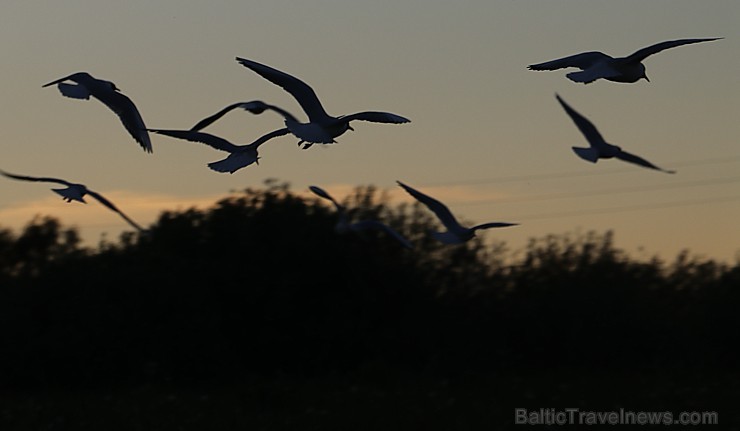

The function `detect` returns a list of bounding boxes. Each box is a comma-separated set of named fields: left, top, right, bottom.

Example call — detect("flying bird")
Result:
left=309, top=185, right=413, bottom=249
left=528, top=38, right=721, bottom=84
left=191, top=57, right=410, bottom=149
left=555, top=94, right=675, bottom=173
left=0, top=170, right=146, bottom=232
left=149, top=128, right=290, bottom=173
left=42, top=72, right=152, bottom=153
left=396, top=181, right=518, bottom=245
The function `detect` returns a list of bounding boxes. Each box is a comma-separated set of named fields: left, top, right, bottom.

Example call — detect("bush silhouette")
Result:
left=0, top=183, right=737, bottom=428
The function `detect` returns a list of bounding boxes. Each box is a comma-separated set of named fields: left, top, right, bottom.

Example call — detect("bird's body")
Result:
left=555, top=94, right=675, bottom=173
left=528, top=38, right=721, bottom=84
left=309, top=185, right=413, bottom=249
left=149, top=128, right=289, bottom=173
left=191, top=58, right=410, bottom=149
left=42, top=72, right=152, bottom=152
left=396, top=181, right=517, bottom=244
left=0, top=170, right=145, bottom=232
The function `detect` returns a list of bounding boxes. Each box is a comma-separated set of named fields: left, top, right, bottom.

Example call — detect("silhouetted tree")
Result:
left=1, top=183, right=738, bottom=429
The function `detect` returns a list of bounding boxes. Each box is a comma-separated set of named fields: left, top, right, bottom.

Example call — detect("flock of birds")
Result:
left=0, top=37, right=721, bottom=248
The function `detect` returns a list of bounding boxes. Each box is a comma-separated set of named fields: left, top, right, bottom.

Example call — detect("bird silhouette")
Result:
left=396, top=181, right=518, bottom=244
left=528, top=38, right=721, bottom=83
left=0, top=170, right=145, bottom=232
left=149, top=128, right=290, bottom=173
left=42, top=72, right=152, bottom=152
left=555, top=94, right=675, bottom=173
left=310, top=185, right=413, bottom=249
left=191, top=57, right=410, bottom=149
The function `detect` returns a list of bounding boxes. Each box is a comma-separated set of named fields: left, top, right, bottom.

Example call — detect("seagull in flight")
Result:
left=189, top=100, right=312, bottom=147
left=149, top=128, right=289, bottom=173
left=42, top=72, right=152, bottom=152
left=396, top=181, right=518, bottom=245
left=528, top=38, right=721, bottom=84
left=0, top=170, right=145, bottom=232
left=309, top=185, right=413, bottom=249
left=191, top=57, right=410, bottom=149
left=555, top=94, right=675, bottom=173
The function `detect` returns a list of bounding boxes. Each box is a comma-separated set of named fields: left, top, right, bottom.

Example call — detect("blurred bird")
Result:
left=0, top=170, right=145, bottom=232
left=555, top=94, right=675, bottom=174
left=396, top=181, right=518, bottom=244
left=309, top=185, right=413, bottom=249
left=191, top=57, right=410, bottom=149
left=528, top=37, right=721, bottom=84
left=149, top=128, right=290, bottom=173
left=42, top=72, right=152, bottom=153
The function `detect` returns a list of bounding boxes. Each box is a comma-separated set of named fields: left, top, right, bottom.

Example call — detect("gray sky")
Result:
left=0, top=1, right=738, bottom=262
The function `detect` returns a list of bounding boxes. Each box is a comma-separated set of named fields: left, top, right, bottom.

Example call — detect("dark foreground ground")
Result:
left=2, top=368, right=737, bottom=430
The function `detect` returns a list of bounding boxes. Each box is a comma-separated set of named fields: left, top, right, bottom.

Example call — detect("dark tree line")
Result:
left=1, top=182, right=738, bottom=429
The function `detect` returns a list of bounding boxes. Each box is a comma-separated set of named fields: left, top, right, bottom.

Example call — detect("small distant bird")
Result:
left=555, top=94, right=675, bottom=173
left=528, top=37, right=721, bottom=84
left=42, top=72, right=152, bottom=153
left=191, top=57, right=410, bottom=149
left=149, top=128, right=289, bottom=173
left=309, top=185, right=413, bottom=249
left=0, top=170, right=145, bottom=232
left=396, top=181, right=518, bottom=245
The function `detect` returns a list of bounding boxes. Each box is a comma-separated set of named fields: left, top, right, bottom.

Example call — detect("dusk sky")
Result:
left=0, top=1, right=738, bottom=262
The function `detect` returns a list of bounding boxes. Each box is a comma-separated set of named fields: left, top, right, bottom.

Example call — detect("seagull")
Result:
left=555, top=94, right=675, bottom=173
left=189, top=100, right=312, bottom=147
left=396, top=181, right=518, bottom=245
left=309, top=185, right=413, bottom=249
left=0, top=170, right=145, bottom=232
left=42, top=72, right=152, bottom=153
left=528, top=38, right=721, bottom=84
left=148, top=128, right=290, bottom=173
left=191, top=57, right=411, bottom=149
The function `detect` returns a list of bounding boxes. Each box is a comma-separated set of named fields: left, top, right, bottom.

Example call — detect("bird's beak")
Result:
left=348, top=125, right=355, bottom=131
left=643, top=74, right=650, bottom=82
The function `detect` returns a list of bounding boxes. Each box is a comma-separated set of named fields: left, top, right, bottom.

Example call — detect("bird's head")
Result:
left=104, top=80, right=121, bottom=91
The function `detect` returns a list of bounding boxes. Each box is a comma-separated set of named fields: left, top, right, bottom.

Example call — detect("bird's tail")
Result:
left=566, top=70, right=598, bottom=84
left=207, top=158, right=239, bottom=174
left=572, top=147, right=600, bottom=163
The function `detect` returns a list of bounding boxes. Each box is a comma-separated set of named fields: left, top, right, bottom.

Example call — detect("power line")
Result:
left=422, top=155, right=740, bottom=187
left=510, top=194, right=740, bottom=222
left=459, top=175, right=740, bottom=206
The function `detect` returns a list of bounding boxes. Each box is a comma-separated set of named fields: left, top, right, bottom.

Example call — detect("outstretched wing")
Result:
left=57, top=83, right=91, bottom=100
left=471, top=222, right=519, bottom=232
left=41, top=72, right=89, bottom=88
left=86, top=190, right=146, bottom=232
left=190, top=102, right=257, bottom=131
left=249, top=128, right=291, bottom=149
left=528, top=51, right=612, bottom=71
left=340, top=111, right=411, bottom=124
left=309, top=185, right=344, bottom=212
left=615, top=150, right=675, bottom=174
left=625, top=38, right=722, bottom=63
left=149, top=129, right=240, bottom=152
left=92, top=89, right=152, bottom=153
left=236, top=57, right=331, bottom=123
left=350, top=220, right=413, bottom=249
left=0, top=170, right=73, bottom=187
left=555, top=94, right=608, bottom=149
left=396, top=181, right=465, bottom=232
